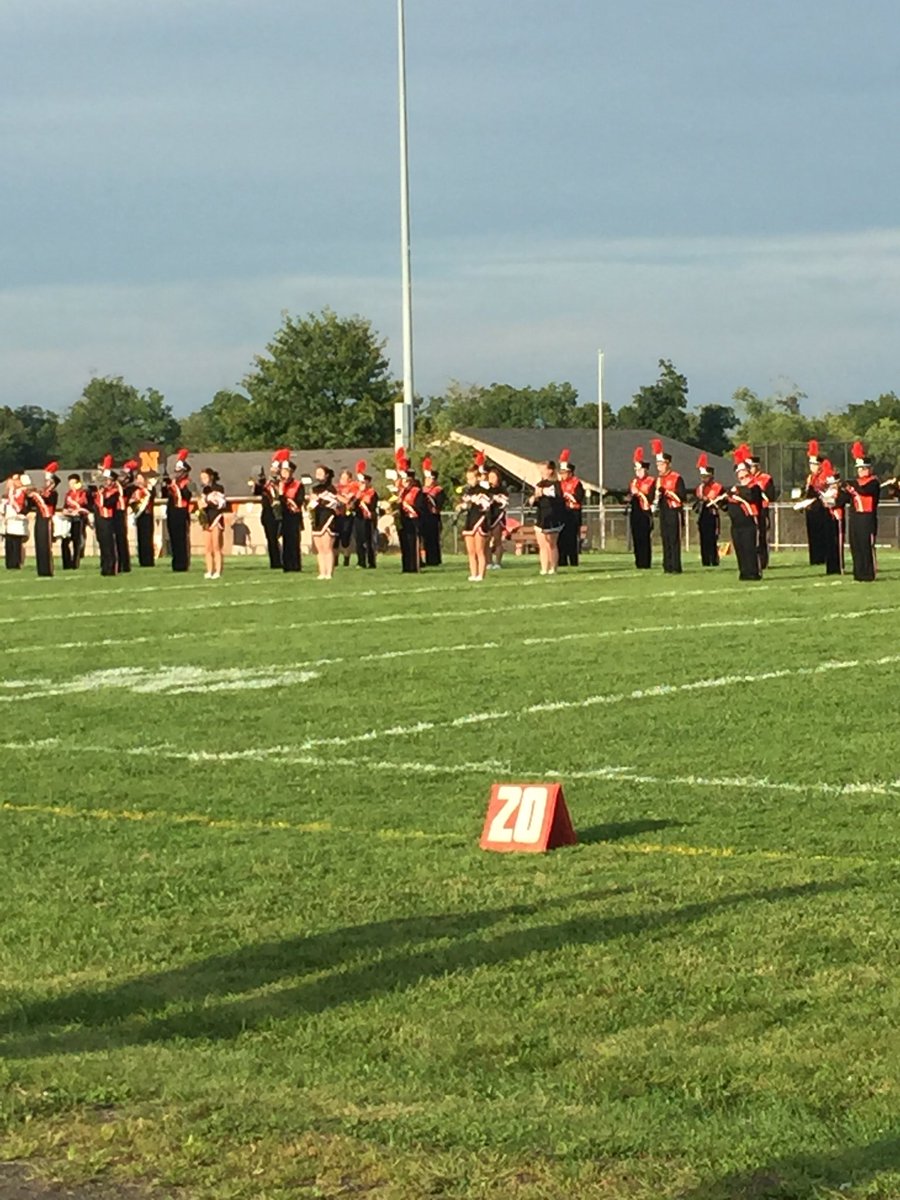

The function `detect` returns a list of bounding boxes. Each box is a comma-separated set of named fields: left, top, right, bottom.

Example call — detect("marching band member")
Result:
left=842, top=442, right=880, bottom=581
left=94, top=457, right=122, bottom=576
left=694, top=453, right=723, bottom=566
left=251, top=454, right=283, bottom=569
left=420, top=457, right=446, bottom=567
left=61, top=473, right=91, bottom=570
left=485, top=465, right=508, bottom=571
left=198, top=467, right=228, bottom=579
left=528, top=460, right=566, bottom=576
left=819, top=461, right=845, bottom=576
left=277, top=452, right=304, bottom=573
left=115, top=459, right=136, bottom=573
left=746, top=451, right=778, bottom=569
left=652, top=439, right=686, bottom=574
left=803, top=440, right=829, bottom=566
left=336, top=468, right=359, bottom=567
left=29, top=462, right=59, bottom=577
left=557, top=448, right=585, bottom=568
left=396, top=448, right=425, bottom=574
left=164, top=449, right=192, bottom=572
left=3, top=472, right=29, bottom=569
left=309, top=464, right=342, bottom=580
left=719, top=452, right=763, bottom=581
left=458, top=463, right=491, bottom=582
left=130, top=470, right=156, bottom=567
left=626, top=447, right=654, bottom=569
left=353, top=461, right=379, bottom=568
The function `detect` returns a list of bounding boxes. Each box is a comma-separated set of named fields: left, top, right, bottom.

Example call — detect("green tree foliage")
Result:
left=0, top=405, right=60, bottom=474
left=242, top=309, right=395, bottom=449
left=732, top=385, right=820, bottom=446
left=615, top=359, right=692, bottom=442
left=417, top=380, right=596, bottom=437
left=57, top=377, right=180, bottom=465
left=692, top=403, right=738, bottom=456
left=179, top=391, right=255, bottom=453
left=862, top=417, right=900, bottom=475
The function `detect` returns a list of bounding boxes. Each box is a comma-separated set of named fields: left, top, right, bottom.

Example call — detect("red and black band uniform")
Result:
left=722, top=484, right=763, bottom=580
left=804, top=466, right=830, bottom=565
left=842, top=474, right=879, bottom=582
left=821, top=482, right=845, bottom=576
left=654, top=469, right=687, bottom=574
left=61, top=487, right=91, bottom=569
left=279, top=477, right=305, bottom=572
left=354, top=483, right=379, bottom=568
left=752, top=469, right=779, bottom=569
left=398, top=478, right=425, bottom=573
left=4, top=485, right=28, bottom=569
left=95, top=480, right=123, bottom=576
left=694, top=480, right=724, bottom=566
left=337, top=481, right=359, bottom=565
left=421, top=482, right=446, bottom=566
left=558, top=475, right=585, bottom=567
left=115, top=474, right=133, bottom=573
left=131, top=484, right=156, bottom=566
left=627, top=475, right=655, bottom=569
left=30, top=482, right=57, bottom=577
left=253, top=474, right=282, bottom=569
left=164, top=476, right=192, bottom=572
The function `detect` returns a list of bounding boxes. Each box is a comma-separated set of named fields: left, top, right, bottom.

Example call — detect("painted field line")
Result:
left=4, top=601, right=898, bottom=661
left=550, top=765, right=900, bottom=799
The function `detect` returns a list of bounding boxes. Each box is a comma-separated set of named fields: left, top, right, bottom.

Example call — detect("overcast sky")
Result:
left=2, top=0, right=899, bottom=418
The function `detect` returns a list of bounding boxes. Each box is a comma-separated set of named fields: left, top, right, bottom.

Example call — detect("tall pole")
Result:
left=396, top=0, right=415, bottom=452
left=597, top=349, right=606, bottom=550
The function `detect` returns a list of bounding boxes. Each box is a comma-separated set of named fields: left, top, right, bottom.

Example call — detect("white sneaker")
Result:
left=467, top=574, right=478, bottom=581
left=210, top=571, right=220, bottom=579
left=204, top=571, right=212, bottom=579
left=539, top=569, right=548, bottom=576
left=547, top=569, right=556, bottom=576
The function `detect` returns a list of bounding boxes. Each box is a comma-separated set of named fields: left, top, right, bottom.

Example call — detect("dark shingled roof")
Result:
left=452, top=427, right=735, bottom=492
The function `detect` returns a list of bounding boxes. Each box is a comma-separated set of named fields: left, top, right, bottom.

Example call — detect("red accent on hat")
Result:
left=633, top=446, right=645, bottom=463
left=422, top=456, right=432, bottom=472
left=733, top=444, right=750, bottom=466
left=696, top=452, right=708, bottom=469
left=355, top=459, right=367, bottom=474
left=651, top=438, right=664, bottom=457
left=807, top=439, right=819, bottom=458
left=177, top=448, right=190, bottom=461
left=474, top=450, right=486, bottom=468
left=820, top=458, right=835, bottom=477
left=559, top=448, right=571, bottom=464
left=395, top=446, right=406, bottom=465
left=851, top=440, right=866, bottom=461
left=45, top=461, right=59, bottom=473
left=272, top=448, right=291, bottom=463
left=102, top=454, right=114, bottom=470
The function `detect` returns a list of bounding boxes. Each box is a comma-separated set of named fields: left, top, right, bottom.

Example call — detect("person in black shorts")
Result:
left=528, top=460, right=566, bottom=576
left=457, top=464, right=491, bottom=582
left=309, top=465, right=342, bottom=580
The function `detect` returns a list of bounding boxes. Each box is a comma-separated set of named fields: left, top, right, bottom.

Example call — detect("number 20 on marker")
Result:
left=480, top=782, right=577, bottom=853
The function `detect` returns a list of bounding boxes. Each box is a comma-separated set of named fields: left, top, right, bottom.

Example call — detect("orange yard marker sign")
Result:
left=480, top=783, right=577, bottom=853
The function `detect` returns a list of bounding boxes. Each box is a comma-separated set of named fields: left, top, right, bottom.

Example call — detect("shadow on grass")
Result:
left=1, top=880, right=851, bottom=1059
left=578, top=818, right=682, bottom=844
left=680, top=1134, right=900, bottom=1199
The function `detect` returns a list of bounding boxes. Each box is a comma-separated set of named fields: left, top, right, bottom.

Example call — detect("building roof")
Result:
left=450, top=427, right=735, bottom=493
left=160, top=448, right=388, bottom=496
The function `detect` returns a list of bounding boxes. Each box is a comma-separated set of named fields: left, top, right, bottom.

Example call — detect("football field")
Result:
left=1, top=553, right=898, bottom=1200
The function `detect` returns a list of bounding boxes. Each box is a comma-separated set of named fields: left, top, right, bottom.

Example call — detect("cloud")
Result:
left=1, top=227, right=898, bottom=416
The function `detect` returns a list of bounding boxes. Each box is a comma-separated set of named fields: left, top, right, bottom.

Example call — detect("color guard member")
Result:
left=626, top=447, right=654, bottom=569
left=652, top=439, right=686, bottom=574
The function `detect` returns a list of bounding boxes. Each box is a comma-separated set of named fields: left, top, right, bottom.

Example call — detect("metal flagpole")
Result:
left=597, top=349, right=606, bottom=550
left=395, top=0, right=415, bottom=452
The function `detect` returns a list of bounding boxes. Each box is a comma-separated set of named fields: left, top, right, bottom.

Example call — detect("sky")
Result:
left=2, top=0, right=899, bottom=420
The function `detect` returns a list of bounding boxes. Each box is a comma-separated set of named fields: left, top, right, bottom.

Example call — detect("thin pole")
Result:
left=397, top=0, right=415, bottom=451
left=598, top=349, right=606, bottom=550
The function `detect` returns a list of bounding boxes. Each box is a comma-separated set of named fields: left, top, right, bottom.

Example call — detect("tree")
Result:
left=180, top=390, right=255, bottom=452
left=0, top=405, right=60, bottom=474
left=417, top=380, right=599, bottom=437
left=615, top=360, right=692, bottom=442
left=57, top=377, right=181, bottom=465
left=731, top=386, right=819, bottom=447
left=242, top=308, right=395, bottom=448
left=863, top=417, right=900, bottom=475
left=692, top=404, right=738, bottom=455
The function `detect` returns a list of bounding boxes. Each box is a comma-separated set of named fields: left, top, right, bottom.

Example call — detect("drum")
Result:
left=52, top=513, right=73, bottom=539
left=5, top=516, right=28, bottom=538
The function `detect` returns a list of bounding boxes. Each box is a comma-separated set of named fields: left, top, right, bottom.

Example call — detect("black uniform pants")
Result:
left=354, top=516, right=377, bottom=568
left=399, top=518, right=420, bottom=573
left=420, top=513, right=442, bottom=566
left=61, top=518, right=85, bottom=569
left=659, top=508, right=683, bottom=574
left=731, top=521, right=761, bottom=580
left=34, top=516, right=54, bottom=577
left=167, top=509, right=190, bottom=572
left=114, top=511, right=131, bottom=573
left=697, top=508, right=720, bottom=566
left=558, top=511, right=581, bottom=567
left=848, top=513, right=876, bottom=581
left=96, top=516, right=119, bottom=576
left=806, top=505, right=827, bottom=565
left=281, top=510, right=302, bottom=572
left=630, top=510, right=652, bottom=568
left=823, top=516, right=843, bottom=575
left=5, top=534, right=25, bottom=569
left=136, top=512, right=155, bottom=566
left=261, top=508, right=282, bottom=568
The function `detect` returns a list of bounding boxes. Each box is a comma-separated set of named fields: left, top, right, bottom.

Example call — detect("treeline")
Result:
left=2, top=310, right=899, bottom=475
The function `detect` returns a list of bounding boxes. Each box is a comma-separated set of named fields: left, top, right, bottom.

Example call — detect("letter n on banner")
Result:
left=480, top=783, right=577, bottom=853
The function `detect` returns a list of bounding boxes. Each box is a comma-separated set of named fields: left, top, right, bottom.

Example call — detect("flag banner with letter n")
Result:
left=480, top=782, right=577, bottom=853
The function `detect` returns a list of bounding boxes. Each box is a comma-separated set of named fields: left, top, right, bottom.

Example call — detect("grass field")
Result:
left=1, top=550, right=898, bottom=1200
